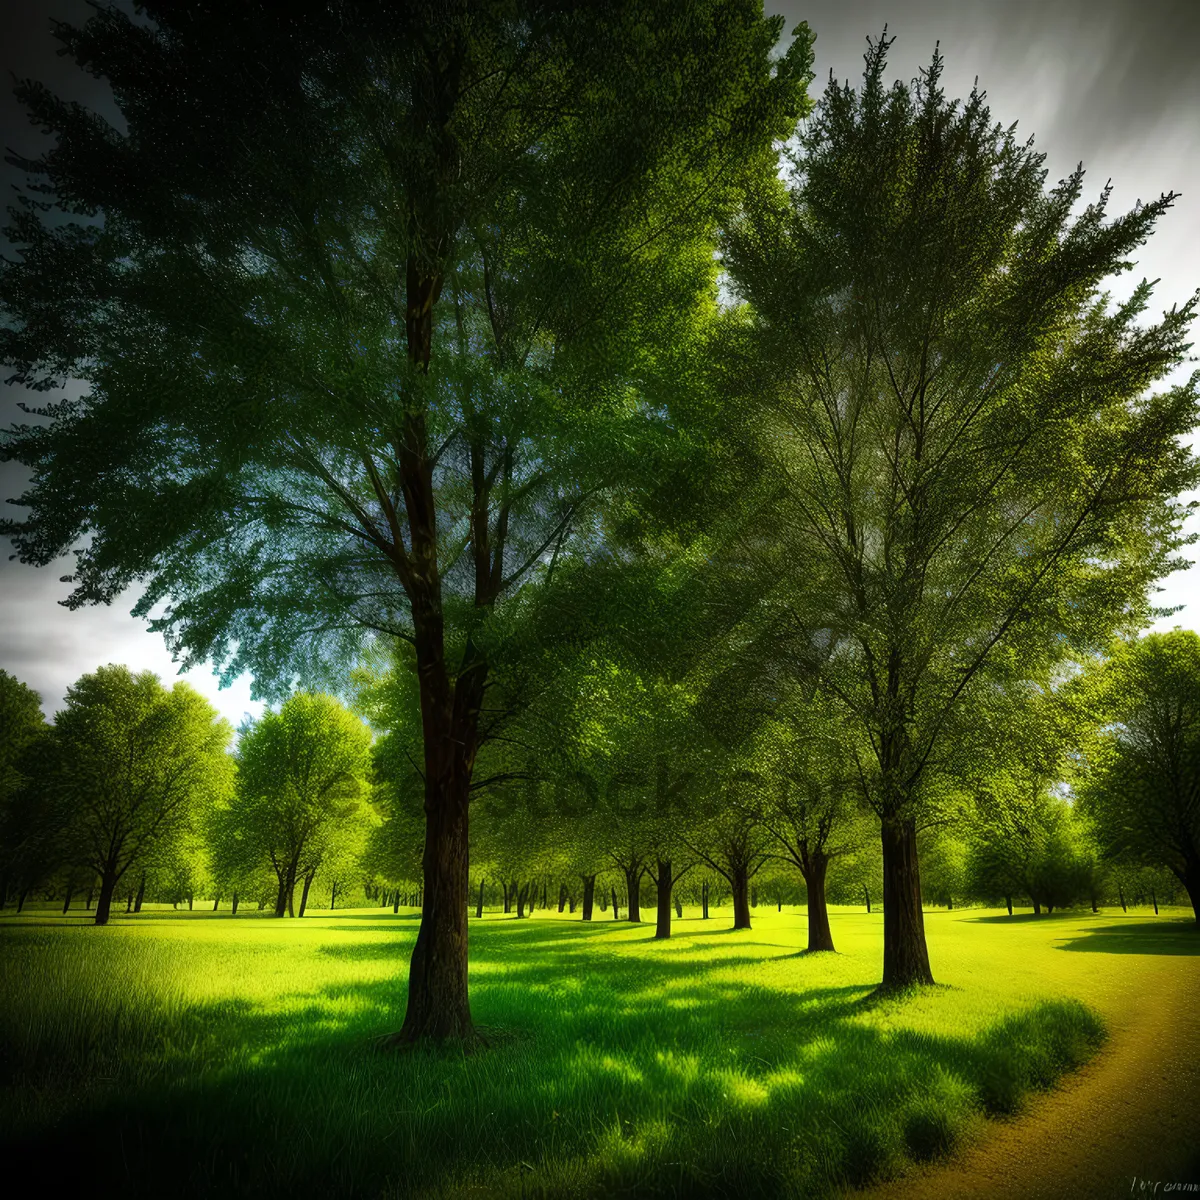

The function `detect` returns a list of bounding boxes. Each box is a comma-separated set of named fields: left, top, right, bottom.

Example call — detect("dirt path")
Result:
left=853, top=953, right=1200, bottom=1200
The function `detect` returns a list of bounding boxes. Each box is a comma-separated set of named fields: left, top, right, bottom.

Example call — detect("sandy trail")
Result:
left=852, top=952, right=1200, bottom=1200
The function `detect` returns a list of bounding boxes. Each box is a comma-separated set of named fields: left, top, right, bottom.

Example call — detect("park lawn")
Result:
left=1, top=904, right=1191, bottom=1198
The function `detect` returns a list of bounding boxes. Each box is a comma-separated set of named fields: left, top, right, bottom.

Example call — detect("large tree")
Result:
left=0, top=3, right=813, bottom=1037
left=721, top=36, right=1198, bottom=987
left=49, top=666, right=233, bottom=925
left=1080, top=631, right=1200, bottom=923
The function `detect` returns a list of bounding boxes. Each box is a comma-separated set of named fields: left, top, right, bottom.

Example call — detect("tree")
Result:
left=205, top=785, right=277, bottom=916
left=1080, top=631, right=1200, bottom=923
left=721, top=35, right=1199, bottom=987
left=0, top=670, right=52, bottom=907
left=1, top=0, right=813, bottom=1040
left=756, top=701, right=873, bottom=952
left=0, top=669, right=44, bottom=814
left=229, top=693, right=372, bottom=917
left=918, top=827, right=970, bottom=909
left=682, top=765, right=772, bottom=931
left=47, top=666, right=232, bottom=925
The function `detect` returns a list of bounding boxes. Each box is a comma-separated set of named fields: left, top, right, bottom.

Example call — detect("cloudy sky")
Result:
left=1, top=0, right=1197, bottom=725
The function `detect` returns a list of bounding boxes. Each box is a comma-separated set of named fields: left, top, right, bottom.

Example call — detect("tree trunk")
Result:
left=946, top=894, right=953, bottom=911
left=232, top=891, right=239, bottom=915
left=1033, top=897, right=1042, bottom=915
left=85, top=886, right=93, bottom=910
left=1151, top=888, right=1159, bottom=915
left=1179, top=861, right=1200, bottom=925
left=476, top=878, right=484, bottom=919
left=1118, top=882, right=1127, bottom=913
left=863, top=885, right=871, bottom=913
left=558, top=882, right=567, bottom=913
left=731, top=867, right=751, bottom=930
left=213, top=895, right=220, bottom=911
left=1005, top=894, right=1013, bottom=916
left=611, top=887, right=620, bottom=920
left=16, top=888, right=28, bottom=913
left=625, top=868, right=642, bottom=922
left=751, top=885, right=757, bottom=908
left=676, top=894, right=683, bottom=918
left=581, top=874, right=596, bottom=921
left=802, top=853, right=835, bottom=953
left=94, top=869, right=120, bottom=926
left=329, top=881, right=338, bottom=912
left=398, top=693, right=476, bottom=1042
left=702, top=880, right=709, bottom=919
left=187, top=893, right=194, bottom=911
left=284, top=859, right=298, bottom=917
left=541, top=882, right=548, bottom=910
left=880, top=817, right=934, bottom=989
left=62, top=884, right=75, bottom=914
left=298, top=871, right=314, bottom=918
left=1090, top=890, right=1098, bottom=914
left=126, top=891, right=134, bottom=913
left=393, top=891, right=400, bottom=914
left=274, top=872, right=288, bottom=918
left=517, top=882, right=529, bottom=918
left=654, top=860, right=673, bottom=940
left=504, top=880, right=515, bottom=914
left=134, top=872, right=145, bottom=913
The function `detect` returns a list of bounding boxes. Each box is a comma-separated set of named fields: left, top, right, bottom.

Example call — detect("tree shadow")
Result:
left=968, top=912, right=1093, bottom=924
left=1054, top=921, right=1200, bottom=955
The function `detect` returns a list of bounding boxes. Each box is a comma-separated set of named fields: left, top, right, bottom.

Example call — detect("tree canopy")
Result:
left=224, top=692, right=374, bottom=917
left=47, top=665, right=233, bottom=924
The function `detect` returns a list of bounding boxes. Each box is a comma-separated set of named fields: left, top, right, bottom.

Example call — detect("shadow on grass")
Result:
left=969, top=912, right=1097, bottom=924
left=0, top=920, right=1107, bottom=1200
left=1053, top=920, right=1200, bottom=955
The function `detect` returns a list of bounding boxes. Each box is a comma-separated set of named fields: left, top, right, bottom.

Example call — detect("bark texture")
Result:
left=731, top=868, right=751, bottom=930
left=801, top=851, right=835, bottom=953
left=880, top=817, right=934, bottom=988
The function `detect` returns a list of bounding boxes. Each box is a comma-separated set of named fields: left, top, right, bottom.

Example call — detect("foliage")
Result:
left=220, top=693, right=373, bottom=916
left=0, top=669, right=45, bottom=806
left=0, top=670, right=53, bottom=902
left=47, top=666, right=233, bottom=923
left=0, top=0, right=814, bottom=696
left=1079, top=630, right=1200, bottom=921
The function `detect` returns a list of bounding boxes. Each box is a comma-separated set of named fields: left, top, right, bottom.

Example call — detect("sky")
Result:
left=1, top=0, right=1198, bottom=725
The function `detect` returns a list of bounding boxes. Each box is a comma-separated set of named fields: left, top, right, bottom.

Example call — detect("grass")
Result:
left=1, top=903, right=1188, bottom=1199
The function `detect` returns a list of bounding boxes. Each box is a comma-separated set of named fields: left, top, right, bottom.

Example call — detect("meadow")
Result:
left=1, top=904, right=1196, bottom=1198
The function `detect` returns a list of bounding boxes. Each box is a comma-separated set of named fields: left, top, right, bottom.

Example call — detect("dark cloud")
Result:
left=771, top=2, right=1200, bottom=156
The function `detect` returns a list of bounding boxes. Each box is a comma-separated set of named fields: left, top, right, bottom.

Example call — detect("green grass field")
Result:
left=2, top=904, right=1195, bottom=1198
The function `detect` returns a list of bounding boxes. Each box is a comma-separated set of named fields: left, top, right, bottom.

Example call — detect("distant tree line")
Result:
left=2, top=630, right=1195, bottom=931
